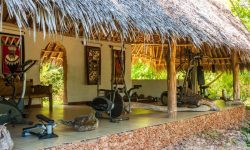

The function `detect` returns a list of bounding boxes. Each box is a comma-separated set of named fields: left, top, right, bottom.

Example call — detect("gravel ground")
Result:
left=162, top=129, right=247, bottom=150
left=162, top=110, right=250, bottom=150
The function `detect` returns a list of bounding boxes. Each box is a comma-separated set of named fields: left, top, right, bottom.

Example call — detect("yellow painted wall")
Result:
left=1, top=24, right=132, bottom=103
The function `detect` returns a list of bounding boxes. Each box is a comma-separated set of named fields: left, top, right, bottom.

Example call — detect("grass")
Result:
left=214, top=99, right=226, bottom=108
left=244, top=98, right=250, bottom=109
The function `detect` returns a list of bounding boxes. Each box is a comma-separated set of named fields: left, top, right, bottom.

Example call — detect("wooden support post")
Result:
left=49, top=84, right=53, bottom=112
left=231, top=50, right=240, bottom=101
left=63, top=52, right=68, bottom=105
left=166, top=38, right=177, bottom=118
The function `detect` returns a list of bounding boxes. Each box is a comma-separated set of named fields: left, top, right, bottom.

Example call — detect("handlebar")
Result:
left=1, top=60, right=37, bottom=83
left=36, top=114, right=54, bottom=124
left=20, top=60, right=37, bottom=73
left=127, top=85, right=142, bottom=95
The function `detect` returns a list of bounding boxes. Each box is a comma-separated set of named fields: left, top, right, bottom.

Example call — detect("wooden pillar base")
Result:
left=167, top=110, right=177, bottom=118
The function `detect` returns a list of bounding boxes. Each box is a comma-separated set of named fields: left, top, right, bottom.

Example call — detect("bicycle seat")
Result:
left=117, top=88, right=125, bottom=92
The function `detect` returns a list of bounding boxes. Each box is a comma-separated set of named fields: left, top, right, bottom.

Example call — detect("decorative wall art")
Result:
left=112, top=49, right=125, bottom=84
left=85, top=46, right=101, bottom=85
left=1, top=33, right=24, bottom=74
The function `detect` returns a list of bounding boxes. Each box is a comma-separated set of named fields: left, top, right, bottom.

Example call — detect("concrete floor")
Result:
left=8, top=105, right=215, bottom=150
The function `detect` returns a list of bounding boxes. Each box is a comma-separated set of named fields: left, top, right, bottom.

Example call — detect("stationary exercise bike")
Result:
left=0, top=59, right=36, bottom=125
left=92, top=85, right=129, bottom=122
left=91, top=47, right=131, bottom=122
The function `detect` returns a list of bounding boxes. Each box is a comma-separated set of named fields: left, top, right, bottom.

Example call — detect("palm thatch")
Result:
left=1, top=0, right=250, bottom=51
left=132, top=43, right=250, bottom=72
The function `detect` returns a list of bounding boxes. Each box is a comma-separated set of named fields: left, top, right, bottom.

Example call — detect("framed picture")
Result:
left=85, top=46, right=101, bottom=85
left=1, top=33, right=24, bottom=74
left=112, top=49, right=125, bottom=84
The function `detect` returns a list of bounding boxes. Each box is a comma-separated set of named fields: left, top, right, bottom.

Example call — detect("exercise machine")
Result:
left=91, top=45, right=131, bottom=122
left=22, top=114, right=58, bottom=139
left=161, top=55, right=204, bottom=106
left=123, top=84, right=142, bottom=102
left=0, top=59, right=36, bottom=125
left=123, top=85, right=159, bottom=103
left=160, top=53, right=218, bottom=110
left=92, top=83, right=131, bottom=122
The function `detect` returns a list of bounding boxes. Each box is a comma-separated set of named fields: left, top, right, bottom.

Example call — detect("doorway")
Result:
left=40, top=42, right=67, bottom=104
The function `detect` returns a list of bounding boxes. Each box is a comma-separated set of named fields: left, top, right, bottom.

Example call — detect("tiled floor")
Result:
left=8, top=104, right=219, bottom=150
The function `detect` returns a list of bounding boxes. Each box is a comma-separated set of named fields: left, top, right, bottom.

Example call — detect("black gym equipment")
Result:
left=211, top=64, right=216, bottom=73
left=22, top=114, right=58, bottom=139
left=91, top=45, right=131, bottom=122
left=160, top=54, right=210, bottom=107
left=92, top=90, right=124, bottom=119
left=197, top=65, right=205, bottom=86
left=123, top=85, right=142, bottom=102
left=160, top=86, right=184, bottom=107
left=0, top=59, right=36, bottom=125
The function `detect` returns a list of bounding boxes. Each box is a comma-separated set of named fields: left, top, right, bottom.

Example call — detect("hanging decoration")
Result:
left=1, top=33, right=23, bottom=74
left=85, top=46, right=101, bottom=85
left=112, top=49, right=125, bottom=84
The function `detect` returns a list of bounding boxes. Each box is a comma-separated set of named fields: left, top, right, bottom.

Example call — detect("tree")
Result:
left=131, top=59, right=166, bottom=80
left=205, top=71, right=249, bottom=101
left=229, top=0, right=250, bottom=31
left=40, top=62, right=64, bottom=104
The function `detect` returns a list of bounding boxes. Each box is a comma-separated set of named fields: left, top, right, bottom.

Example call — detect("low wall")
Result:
left=43, top=106, right=245, bottom=150
left=132, top=80, right=183, bottom=98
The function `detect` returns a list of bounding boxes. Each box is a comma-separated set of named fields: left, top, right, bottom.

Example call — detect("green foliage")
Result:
left=214, top=100, right=226, bottom=108
left=227, top=0, right=250, bottom=103
left=132, top=60, right=250, bottom=101
left=241, top=121, right=250, bottom=147
left=205, top=71, right=250, bottom=101
left=228, top=0, right=250, bottom=31
left=40, top=62, right=64, bottom=104
left=205, top=72, right=233, bottom=99
left=131, top=59, right=166, bottom=79
left=240, top=71, right=250, bottom=100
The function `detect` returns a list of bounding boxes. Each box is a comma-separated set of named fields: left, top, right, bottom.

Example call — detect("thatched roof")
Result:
left=132, top=43, right=250, bottom=72
left=1, top=0, right=250, bottom=50
left=1, top=0, right=250, bottom=70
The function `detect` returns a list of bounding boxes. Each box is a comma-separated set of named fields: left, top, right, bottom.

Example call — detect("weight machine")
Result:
left=160, top=52, right=218, bottom=110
